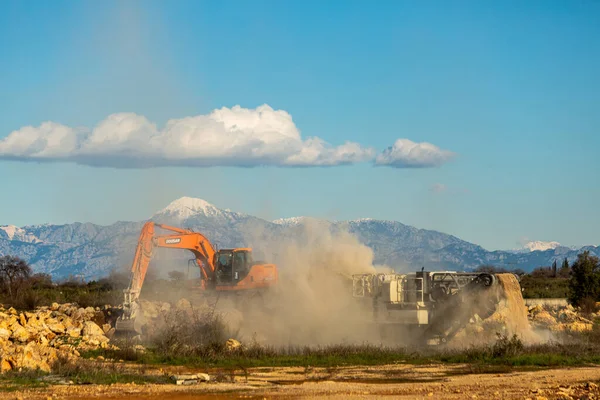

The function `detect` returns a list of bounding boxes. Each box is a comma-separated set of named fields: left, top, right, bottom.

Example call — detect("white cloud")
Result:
left=375, top=139, right=455, bottom=168
left=0, top=105, right=375, bottom=168
left=0, top=107, right=457, bottom=170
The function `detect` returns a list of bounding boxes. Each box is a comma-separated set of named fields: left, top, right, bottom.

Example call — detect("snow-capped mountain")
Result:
left=272, top=216, right=316, bottom=226
left=153, top=197, right=246, bottom=222
left=0, top=197, right=598, bottom=280
left=507, top=240, right=580, bottom=254
left=523, top=241, right=562, bottom=252
left=0, top=225, right=43, bottom=244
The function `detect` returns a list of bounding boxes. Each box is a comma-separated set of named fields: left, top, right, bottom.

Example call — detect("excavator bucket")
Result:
left=114, top=293, right=147, bottom=336
left=114, top=317, right=143, bottom=335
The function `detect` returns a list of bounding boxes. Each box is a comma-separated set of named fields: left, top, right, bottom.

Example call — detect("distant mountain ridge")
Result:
left=0, top=197, right=598, bottom=280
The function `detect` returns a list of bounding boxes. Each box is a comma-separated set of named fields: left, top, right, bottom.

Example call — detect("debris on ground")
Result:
left=0, top=304, right=119, bottom=373
left=528, top=303, right=596, bottom=333
left=170, top=373, right=210, bottom=385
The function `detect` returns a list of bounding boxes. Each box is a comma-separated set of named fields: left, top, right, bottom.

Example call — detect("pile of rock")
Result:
left=528, top=303, right=597, bottom=333
left=0, top=303, right=118, bottom=373
left=455, top=300, right=598, bottom=344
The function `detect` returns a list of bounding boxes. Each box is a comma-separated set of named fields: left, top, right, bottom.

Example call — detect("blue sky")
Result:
left=0, top=0, right=598, bottom=250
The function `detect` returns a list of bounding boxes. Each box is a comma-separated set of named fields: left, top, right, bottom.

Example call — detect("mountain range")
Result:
left=1, top=197, right=598, bottom=280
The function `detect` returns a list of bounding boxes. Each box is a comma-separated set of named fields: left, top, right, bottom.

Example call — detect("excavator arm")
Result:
left=116, top=221, right=217, bottom=333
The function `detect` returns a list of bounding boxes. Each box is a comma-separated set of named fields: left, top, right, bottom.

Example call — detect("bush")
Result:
left=579, top=296, right=599, bottom=315
left=491, top=334, right=524, bottom=357
left=151, top=307, right=235, bottom=359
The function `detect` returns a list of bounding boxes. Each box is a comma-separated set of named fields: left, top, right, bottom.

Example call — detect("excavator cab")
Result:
left=215, top=249, right=252, bottom=285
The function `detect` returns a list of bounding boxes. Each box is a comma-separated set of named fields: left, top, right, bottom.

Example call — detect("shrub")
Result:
left=151, top=307, right=234, bottom=359
left=491, top=334, right=524, bottom=358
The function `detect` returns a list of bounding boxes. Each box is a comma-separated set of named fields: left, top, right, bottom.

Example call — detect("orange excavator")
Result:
left=115, top=221, right=278, bottom=333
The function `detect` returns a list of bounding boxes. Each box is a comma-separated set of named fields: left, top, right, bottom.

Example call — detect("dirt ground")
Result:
left=5, top=363, right=600, bottom=399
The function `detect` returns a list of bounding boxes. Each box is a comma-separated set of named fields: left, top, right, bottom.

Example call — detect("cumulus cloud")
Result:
left=0, top=107, right=458, bottom=170
left=0, top=105, right=375, bottom=168
left=375, top=139, right=455, bottom=168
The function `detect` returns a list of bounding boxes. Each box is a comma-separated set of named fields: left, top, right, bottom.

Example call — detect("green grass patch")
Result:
left=0, top=370, right=49, bottom=392
left=81, top=336, right=600, bottom=370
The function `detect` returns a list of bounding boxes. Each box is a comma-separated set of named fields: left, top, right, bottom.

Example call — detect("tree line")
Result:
left=1, top=251, right=599, bottom=312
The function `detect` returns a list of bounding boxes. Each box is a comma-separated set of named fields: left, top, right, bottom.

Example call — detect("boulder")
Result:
left=225, top=338, right=242, bottom=351
left=533, top=311, right=557, bottom=327
left=565, top=322, right=593, bottom=332
left=558, top=309, right=578, bottom=323
left=170, top=373, right=210, bottom=385
left=528, top=304, right=544, bottom=314
left=83, top=334, right=110, bottom=346
left=66, top=327, right=81, bottom=338
left=72, top=308, right=87, bottom=321
left=58, top=303, right=76, bottom=315
left=46, top=319, right=66, bottom=334
left=26, top=317, right=48, bottom=332
left=0, top=358, right=11, bottom=372
left=18, top=342, right=51, bottom=372
left=91, top=311, right=105, bottom=326
left=82, top=321, right=104, bottom=337
left=0, top=328, right=10, bottom=341
left=10, top=324, right=31, bottom=343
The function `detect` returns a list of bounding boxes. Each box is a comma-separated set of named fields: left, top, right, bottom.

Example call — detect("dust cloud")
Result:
left=215, top=219, right=385, bottom=346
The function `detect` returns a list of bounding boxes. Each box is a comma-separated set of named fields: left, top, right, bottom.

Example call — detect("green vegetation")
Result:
left=520, top=275, right=569, bottom=298
left=568, top=251, right=600, bottom=311
left=81, top=340, right=600, bottom=369
left=0, top=370, right=49, bottom=392
left=79, top=327, right=600, bottom=370
left=0, top=255, right=194, bottom=310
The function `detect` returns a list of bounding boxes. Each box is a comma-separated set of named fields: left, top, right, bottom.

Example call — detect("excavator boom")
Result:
left=125, top=222, right=216, bottom=303
left=116, top=221, right=277, bottom=335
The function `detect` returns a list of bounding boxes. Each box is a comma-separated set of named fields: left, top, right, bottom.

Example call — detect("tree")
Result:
left=558, top=258, right=570, bottom=278
left=552, top=260, right=557, bottom=278
left=531, top=266, right=554, bottom=278
left=567, top=251, right=600, bottom=307
left=0, top=255, right=32, bottom=301
left=29, top=273, right=53, bottom=289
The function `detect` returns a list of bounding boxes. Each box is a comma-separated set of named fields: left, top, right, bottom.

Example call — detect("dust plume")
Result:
left=216, top=219, right=385, bottom=346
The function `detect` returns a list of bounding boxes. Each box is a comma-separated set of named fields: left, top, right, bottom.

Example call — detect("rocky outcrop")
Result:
left=0, top=304, right=118, bottom=373
left=529, top=303, right=596, bottom=333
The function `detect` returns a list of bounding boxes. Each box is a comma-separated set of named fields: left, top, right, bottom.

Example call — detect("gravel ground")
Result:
left=4, top=363, right=600, bottom=399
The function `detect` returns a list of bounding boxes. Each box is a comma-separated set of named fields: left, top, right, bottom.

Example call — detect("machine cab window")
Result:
left=232, top=251, right=252, bottom=280
left=216, top=250, right=253, bottom=283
